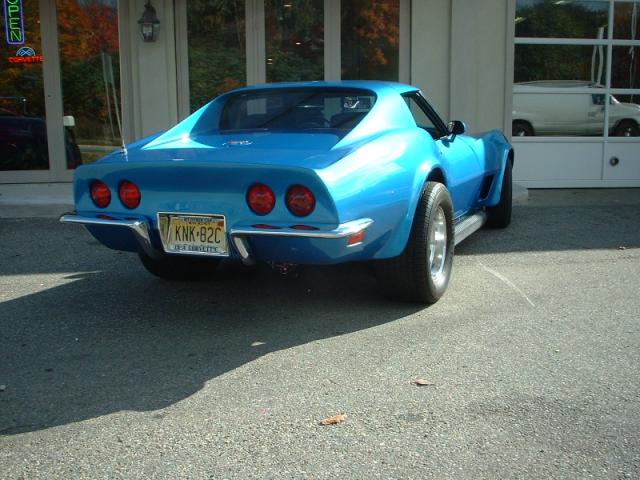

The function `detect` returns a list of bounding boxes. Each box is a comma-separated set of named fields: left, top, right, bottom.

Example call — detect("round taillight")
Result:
left=90, top=180, right=111, bottom=208
left=286, top=185, right=315, bottom=217
left=247, top=184, right=276, bottom=215
left=119, top=180, right=141, bottom=209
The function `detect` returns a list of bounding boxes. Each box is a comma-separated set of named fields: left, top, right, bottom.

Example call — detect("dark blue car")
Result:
left=0, top=116, right=82, bottom=170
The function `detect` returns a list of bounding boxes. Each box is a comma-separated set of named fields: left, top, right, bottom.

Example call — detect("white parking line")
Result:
left=477, top=260, right=536, bottom=308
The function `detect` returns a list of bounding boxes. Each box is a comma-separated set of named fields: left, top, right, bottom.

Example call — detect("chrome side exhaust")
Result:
left=453, top=211, right=487, bottom=246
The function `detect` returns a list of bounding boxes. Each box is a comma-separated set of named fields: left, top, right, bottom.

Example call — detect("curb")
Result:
left=513, top=182, right=528, bottom=204
left=0, top=183, right=72, bottom=219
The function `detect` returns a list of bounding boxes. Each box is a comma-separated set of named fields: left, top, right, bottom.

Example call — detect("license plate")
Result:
left=159, top=214, right=228, bottom=257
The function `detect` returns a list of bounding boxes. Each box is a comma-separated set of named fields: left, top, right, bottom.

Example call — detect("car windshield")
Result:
left=219, top=88, right=376, bottom=133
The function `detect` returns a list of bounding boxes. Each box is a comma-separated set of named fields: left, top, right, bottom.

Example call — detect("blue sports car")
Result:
left=61, top=81, right=513, bottom=303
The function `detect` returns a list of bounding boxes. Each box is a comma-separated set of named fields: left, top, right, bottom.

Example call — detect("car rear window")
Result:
left=219, top=88, right=376, bottom=133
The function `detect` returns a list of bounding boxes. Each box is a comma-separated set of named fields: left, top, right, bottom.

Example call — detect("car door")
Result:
left=403, top=92, right=484, bottom=217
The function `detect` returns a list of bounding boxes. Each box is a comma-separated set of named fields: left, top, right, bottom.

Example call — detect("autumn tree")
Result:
left=341, top=0, right=400, bottom=81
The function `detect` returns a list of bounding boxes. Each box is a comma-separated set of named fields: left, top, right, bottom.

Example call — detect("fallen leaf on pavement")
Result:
left=319, top=414, right=346, bottom=425
left=410, top=378, right=435, bottom=386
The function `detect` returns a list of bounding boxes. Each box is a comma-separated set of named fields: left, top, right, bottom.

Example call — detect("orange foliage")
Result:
left=56, top=0, right=119, bottom=62
left=349, top=0, right=399, bottom=68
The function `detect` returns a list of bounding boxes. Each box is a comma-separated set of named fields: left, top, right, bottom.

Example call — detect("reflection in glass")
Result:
left=57, top=0, right=120, bottom=167
left=515, top=0, right=608, bottom=38
left=404, top=97, right=438, bottom=135
left=341, top=0, right=399, bottom=81
left=515, top=45, right=608, bottom=84
left=188, top=0, right=246, bottom=112
left=265, top=0, right=323, bottom=82
left=608, top=95, right=640, bottom=136
left=612, top=46, right=639, bottom=90
left=219, top=88, right=375, bottom=133
left=613, top=1, right=640, bottom=40
left=0, top=0, right=49, bottom=170
left=512, top=88, right=605, bottom=136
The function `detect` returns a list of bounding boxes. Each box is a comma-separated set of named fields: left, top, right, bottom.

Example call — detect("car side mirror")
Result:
left=448, top=120, right=466, bottom=136
left=63, top=115, right=76, bottom=128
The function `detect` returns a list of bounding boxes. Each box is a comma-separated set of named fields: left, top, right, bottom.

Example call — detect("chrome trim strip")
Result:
left=59, top=213, right=163, bottom=259
left=453, top=211, right=487, bottom=246
left=229, top=218, right=374, bottom=239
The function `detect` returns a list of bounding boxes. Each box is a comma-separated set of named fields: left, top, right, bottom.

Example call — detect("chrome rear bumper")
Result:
left=60, top=213, right=373, bottom=265
left=60, top=213, right=163, bottom=259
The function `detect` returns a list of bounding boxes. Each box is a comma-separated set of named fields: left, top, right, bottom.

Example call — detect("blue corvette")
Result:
left=61, top=81, right=513, bottom=303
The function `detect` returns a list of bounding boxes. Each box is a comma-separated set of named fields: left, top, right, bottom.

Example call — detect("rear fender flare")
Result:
left=374, top=161, right=449, bottom=259
left=485, top=146, right=514, bottom=207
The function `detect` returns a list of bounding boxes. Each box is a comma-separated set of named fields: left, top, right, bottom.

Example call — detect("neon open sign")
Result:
left=3, top=0, right=25, bottom=45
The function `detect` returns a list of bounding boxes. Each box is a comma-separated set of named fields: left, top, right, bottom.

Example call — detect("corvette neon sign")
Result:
left=8, top=54, right=41, bottom=63
left=3, top=0, right=25, bottom=45
left=8, top=46, right=41, bottom=63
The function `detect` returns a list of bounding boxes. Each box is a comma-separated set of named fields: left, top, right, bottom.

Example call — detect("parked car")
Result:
left=512, top=80, right=640, bottom=137
left=0, top=115, right=82, bottom=170
left=61, top=81, right=513, bottom=303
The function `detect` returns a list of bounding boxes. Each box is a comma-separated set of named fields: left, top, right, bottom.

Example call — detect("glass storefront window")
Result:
left=612, top=46, right=639, bottom=89
left=512, top=89, right=605, bottom=137
left=187, top=0, right=246, bottom=112
left=515, top=0, right=609, bottom=39
left=613, top=1, right=640, bottom=40
left=56, top=0, right=121, bottom=167
left=341, top=0, right=399, bottom=81
left=514, top=1, right=640, bottom=138
left=1, top=0, right=49, bottom=171
left=609, top=94, right=640, bottom=136
left=514, top=45, right=608, bottom=84
left=265, top=0, right=323, bottom=82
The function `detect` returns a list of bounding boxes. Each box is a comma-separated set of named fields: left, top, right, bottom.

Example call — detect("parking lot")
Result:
left=1, top=189, right=639, bottom=479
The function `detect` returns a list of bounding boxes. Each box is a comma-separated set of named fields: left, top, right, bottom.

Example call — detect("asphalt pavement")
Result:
left=0, top=189, right=639, bottom=479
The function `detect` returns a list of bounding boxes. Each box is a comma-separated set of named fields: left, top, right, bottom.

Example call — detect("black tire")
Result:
left=375, top=182, right=454, bottom=304
left=138, top=252, right=220, bottom=281
left=613, top=120, right=640, bottom=137
left=512, top=120, right=534, bottom=137
left=486, top=158, right=512, bottom=229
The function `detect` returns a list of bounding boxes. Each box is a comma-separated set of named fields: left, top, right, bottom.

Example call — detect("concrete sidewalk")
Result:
left=0, top=182, right=530, bottom=219
left=0, top=183, right=73, bottom=218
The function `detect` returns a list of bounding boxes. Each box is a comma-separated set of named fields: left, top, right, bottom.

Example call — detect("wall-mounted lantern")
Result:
left=138, top=1, right=160, bottom=42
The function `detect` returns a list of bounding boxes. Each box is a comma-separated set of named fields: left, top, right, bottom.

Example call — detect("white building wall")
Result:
left=118, top=0, right=179, bottom=142
left=450, top=0, right=512, bottom=133
left=411, top=0, right=512, bottom=134
left=411, top=0, right=452, bottom=119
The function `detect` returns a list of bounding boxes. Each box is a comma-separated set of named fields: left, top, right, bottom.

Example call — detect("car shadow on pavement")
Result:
left=456, top=202, right=640, bottom=256
left=2, top=195, right=639, bottom=436
left=0, top=245, right=421, bottom=435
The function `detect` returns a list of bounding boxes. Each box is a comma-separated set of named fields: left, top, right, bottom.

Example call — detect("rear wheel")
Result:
left=614, top=120, right=639, bottom=137
left=138, top=252, right=220, bottom=281
left=375, top=182, right=454, bottom=304
left=512, top=120, right=534, bottom=137
left=486, top=158, right=512, bottom=228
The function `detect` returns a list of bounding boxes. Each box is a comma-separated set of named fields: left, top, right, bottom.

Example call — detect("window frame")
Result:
left=402, top=91, right=449, bottom=138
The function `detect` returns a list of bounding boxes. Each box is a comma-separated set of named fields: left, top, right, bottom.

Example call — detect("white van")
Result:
left=512, top=80, right=640, bottom=137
